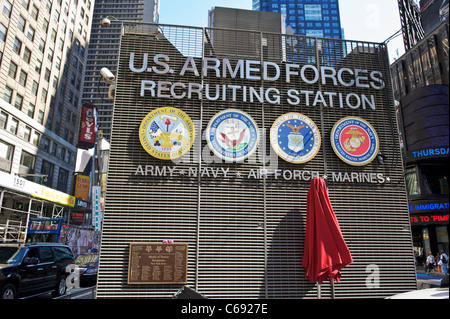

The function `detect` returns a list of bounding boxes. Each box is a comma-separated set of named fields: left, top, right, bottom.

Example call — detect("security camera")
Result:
left=100, top=67, right=115, bottom=84
left=101, top=18, right=111, bottom=27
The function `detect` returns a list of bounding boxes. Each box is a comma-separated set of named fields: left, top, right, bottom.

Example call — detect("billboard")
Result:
left=420, top=0, right=449, bottom=35
left=97, top=24, right=416, bottom=299
left=78, top=103, right=96, bottom=149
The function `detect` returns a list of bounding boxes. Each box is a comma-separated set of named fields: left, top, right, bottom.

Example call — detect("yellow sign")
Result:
left=32, top=186, right=76, bottom=207
left=74, top=175, right=90, bottom=201
left=139, top=107, right=195, bottom=160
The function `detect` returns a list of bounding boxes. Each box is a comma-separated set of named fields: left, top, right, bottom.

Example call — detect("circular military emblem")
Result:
left=331, top=116, right=379, bottom=166
left=139, top=107, right=195, bottom=160
left=270, top=113, right=321, bottom=164
left=206, top=109, right=259, bottom=161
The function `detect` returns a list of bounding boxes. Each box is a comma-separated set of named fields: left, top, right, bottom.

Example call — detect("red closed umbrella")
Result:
left=302, top=178, right=353, bottom=296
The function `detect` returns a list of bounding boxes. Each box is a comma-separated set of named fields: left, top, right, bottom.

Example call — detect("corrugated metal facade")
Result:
left=96, top=23, right=417, bottom=298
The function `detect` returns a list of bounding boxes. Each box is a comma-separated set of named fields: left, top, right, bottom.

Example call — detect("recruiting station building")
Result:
left=96, top=22, right=417, bottom=298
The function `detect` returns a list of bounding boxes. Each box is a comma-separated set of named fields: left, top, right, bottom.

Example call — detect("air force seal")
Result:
left=139, top=107, right=195, bottom=160
left=270, top=113, right=321, bottom=164
left=206, top=109, right=259, bottom=162
left=331, top=117, right=379, bottom=166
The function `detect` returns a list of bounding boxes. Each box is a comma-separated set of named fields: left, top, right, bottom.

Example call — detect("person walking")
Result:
left=440, top=250, right=448, bottom=274
left=426, top=252, right=437, bottom=276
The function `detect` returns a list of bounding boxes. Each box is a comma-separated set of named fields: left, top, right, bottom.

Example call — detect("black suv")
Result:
left=0, top=243, right=75, bottom=299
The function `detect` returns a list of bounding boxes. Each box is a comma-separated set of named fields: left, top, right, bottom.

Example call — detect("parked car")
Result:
left=0, top=242, right=75, bottom=299
left=75, top=253, right=99, bottom=286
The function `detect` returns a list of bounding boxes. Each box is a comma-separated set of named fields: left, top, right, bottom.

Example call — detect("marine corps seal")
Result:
left=331, top=116, right=379, bottom=166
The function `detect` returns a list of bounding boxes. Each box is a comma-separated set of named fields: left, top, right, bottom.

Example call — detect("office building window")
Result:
left=3, top=86, right=13, bottom=104
left=0, top=22, right=6, bottom=41
left=19, top=70, right=28, bottom=87
left=18, top=16, right=26, bottom=32
left=13, top=38, right=22, bottom=54
left=41, top=160, right=54, bottom=187
left=9, top=118, right=18, bottom=135
left=0, top=110, right=8, bottom=129
left=3, top=1, right=12, bottom=18
left=14, top=93, right=23, bottom=110
left=8, top=62, right=18, bottom=79
left=23, top=47, right=32, bottom=63
left=305, top=4, right=322, bottom=21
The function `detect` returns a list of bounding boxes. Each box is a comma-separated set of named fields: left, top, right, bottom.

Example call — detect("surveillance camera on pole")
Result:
left=101, top=17, right=111, bottom=27
left=100, top=67, right=115, bottom=84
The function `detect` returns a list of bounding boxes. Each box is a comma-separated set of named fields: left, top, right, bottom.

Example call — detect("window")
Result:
left=37, top=110, right=44, bottom=125
left=14, top=93, right=23, bottom=110
left=31, top=81, right=38, bottom=96
left=305, top=4, right=322, bottom=21
left=0, top=110, right=8, bottom=129
left=53, top=246, right=73, bottom=262
left=57, top=168, right=68, bottom=192
left=35, top=59, right=42, bottom=74
left=18, top=16, right=26, bottom=32
left=39, top=38, right=45, bottom=53
left=31, top=4, right=39, bottom=20
left=28, top=103, right=35, bottom=118
left=40, top=136, right=49, bottom=152
left=8, top=62, right=18, bottom=79
left=0, top=22, right=6, bottom=42
left=22, top=0, right=30, bottom=10
left=3, top=86, right=13, bottom=104
left=0, top=140, right=14, bottom=162
left=0, top=140, right=14, bottom=172
left=42, top=19, right=49, bottom=33
left=20, top=151, right=35, bottom=169
left=38, top=247, right=54, bottom=263
left=23, top=126, right=31, bottom=141
left=32, top=131, right=40, bottom=146
left=19, top=70, right=28, bottom=87
left=23, top=47, right=32, bottom=63
left=421, top=164, right=449, bottom=195
left=41, top=160, right=54, bottom=187
left=41, top=88, right=48, bottom=104
left=9, top=118, right=18, bottom=135
left=13, top=38, right=22, bottom=54
left=3, top=1, right=12, bottom=18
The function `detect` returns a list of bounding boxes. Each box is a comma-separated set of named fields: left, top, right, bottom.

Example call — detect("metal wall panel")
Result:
left=97, top=23, right=417, bottom=299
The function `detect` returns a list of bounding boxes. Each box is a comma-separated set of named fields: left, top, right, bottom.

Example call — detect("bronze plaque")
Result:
left=128, top=243, right=188, bottom=284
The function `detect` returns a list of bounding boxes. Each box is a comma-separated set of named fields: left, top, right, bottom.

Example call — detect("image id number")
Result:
left=225, top=303, right=268, bottom=314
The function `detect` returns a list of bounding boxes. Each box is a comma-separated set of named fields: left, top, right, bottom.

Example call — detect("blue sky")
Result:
left=159, top=0, right=406, bottom=61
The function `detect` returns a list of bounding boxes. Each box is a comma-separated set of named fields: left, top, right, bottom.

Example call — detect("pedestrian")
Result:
left=440, top=250, right=448, bottom=274
left=436, top=252, right=440, bottom=273
left=426, top=252, right=437, bottom=276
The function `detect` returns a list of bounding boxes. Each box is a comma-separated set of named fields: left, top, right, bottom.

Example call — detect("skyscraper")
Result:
left=82, top=0, right=160, bottom=142
left=253, top=0, right=343, bottom=39
left=0, top=0, right=94, bottom=241
left=1, top=0, right=93, bottom=190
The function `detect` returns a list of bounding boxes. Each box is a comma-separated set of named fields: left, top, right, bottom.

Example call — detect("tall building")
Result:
left=0, top=0, right=94, bottom=241
left=397, top=0, right=425, bottom=50
left=390, top=22, right=449, bottom=266
left=253, top=0, right=343, bottom=39
left=82, top=0, right=160, bottom=142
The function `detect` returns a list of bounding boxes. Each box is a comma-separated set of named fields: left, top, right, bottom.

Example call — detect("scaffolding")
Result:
left=0, top=188, right=68, bottom=243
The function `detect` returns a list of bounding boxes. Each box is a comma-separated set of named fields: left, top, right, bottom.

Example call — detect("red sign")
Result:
left=78, top=103, right=96, bottom=149
left=410, top=214, right=449, bottom=225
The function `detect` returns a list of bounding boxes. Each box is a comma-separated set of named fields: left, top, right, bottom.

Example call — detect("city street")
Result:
left=25, top=286, right=96, bottom=300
